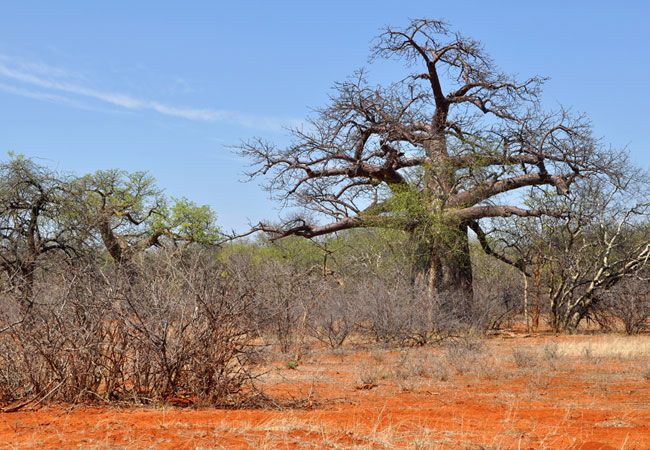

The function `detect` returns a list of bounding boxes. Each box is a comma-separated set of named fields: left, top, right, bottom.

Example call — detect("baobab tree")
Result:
left=240, top=18, right=628, bottom=299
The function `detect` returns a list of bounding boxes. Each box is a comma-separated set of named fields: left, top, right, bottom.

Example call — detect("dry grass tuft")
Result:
left=557, top=336, right=650, bottom=359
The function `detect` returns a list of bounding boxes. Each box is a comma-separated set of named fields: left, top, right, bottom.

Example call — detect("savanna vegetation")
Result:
left=1, top=18, right=649, bottom=415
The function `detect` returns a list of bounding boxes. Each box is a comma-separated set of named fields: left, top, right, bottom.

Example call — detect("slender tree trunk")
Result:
left=532, top=264, right=541, bottom=332
left=559, top=297, right=594, bottom=333
left=523, top=271, right=530, bottom=332
left=566, top=312, right=584, bottom=333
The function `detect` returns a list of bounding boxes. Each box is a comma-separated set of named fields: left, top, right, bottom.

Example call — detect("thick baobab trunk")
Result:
left=419, top=127, right=474, bottom=298
left=410, top=223, right=474, bottom=301
left=428, top=223, right=474, bottom=297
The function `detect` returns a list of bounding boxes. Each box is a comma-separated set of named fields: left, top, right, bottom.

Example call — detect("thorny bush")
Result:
left=0, top=249, right=259, bottom=407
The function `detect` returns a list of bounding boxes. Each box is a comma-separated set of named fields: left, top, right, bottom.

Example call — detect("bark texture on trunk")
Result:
left=411, top=223, right=474, bottom=301
left=429, top=223, right=474, bottom=297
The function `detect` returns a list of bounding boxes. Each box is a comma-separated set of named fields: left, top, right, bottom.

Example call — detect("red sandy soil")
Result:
left=2, top=334, right=649, bottom=449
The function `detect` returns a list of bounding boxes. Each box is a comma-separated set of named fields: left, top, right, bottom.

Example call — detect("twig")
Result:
left=1, top=377, right=67, bottom=413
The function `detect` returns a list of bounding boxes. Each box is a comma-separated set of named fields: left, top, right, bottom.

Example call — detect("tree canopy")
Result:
left=240, top=18, right=631, bottom=296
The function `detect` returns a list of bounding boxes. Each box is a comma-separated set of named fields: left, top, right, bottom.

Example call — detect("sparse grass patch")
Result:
left=357, top=367, right=382, bottom=388
left=542, top=342, right=562, bottom=370
left=444, top=338, right=485, bottom=375
left=556, top=336, right=650, bottom=359
left=543, top=342, right=560, bottom=360
left=392, top=352, right=430, bottom=379
left=431, top=360, right=451, bottom=382
left=581, top=345, right=601, bottom=365
left=370, top=349, right=387, bottom=364
left=642, top=363, right=650, bottom=381
left=512, top=348, right=539, bottom=369
left=528, top=371, right=551, bottom=390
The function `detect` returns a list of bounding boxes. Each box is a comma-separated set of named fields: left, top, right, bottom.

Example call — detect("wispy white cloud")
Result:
left=0, top=54, right=296, bottom=131
left=0, top=54, right=83, bottom=81
left=0, top=81, right=89, bottom=109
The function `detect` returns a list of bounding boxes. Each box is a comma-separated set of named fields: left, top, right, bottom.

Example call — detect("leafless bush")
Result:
left=244, top=258, right=316, bottom=355
left=470, top=282, right=520, bottom=331
left=391, top=352, right=452, bottom=386
left=602, top=278, right=650, bottom=335
left=0, top=249, right=259, bottom=407
left=432, top=287, right=520, bottom=335
left=351, top=271, right=519, bottom=346
left=581, top=345, right=601, bottom=365
left=471, top=251, right=522, bottom=331
left=357, top=368, right=381, bottom=387
left=211, top=242, right=525, bottom=355
left=356, top=278, right=439, bottom=346
left=391, top=353, right=428, bottom=380
left=0, top=263, right=115, bottom=404
left=430, top=358, right=451, bottom=381
left=120, top=250, right=257, bottom=405
left=306, top=282, right=358, bottom=349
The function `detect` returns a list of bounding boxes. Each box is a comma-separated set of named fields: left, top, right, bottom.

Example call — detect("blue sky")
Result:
left=0, top=1, right=648, bottom=231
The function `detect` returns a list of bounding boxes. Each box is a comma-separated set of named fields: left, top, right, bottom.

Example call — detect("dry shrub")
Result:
left=244, top=258, right=315, bottom=355
left=357, top=278, right=437, bottom=346
left=512, top=348, right=539, bottom=369
left=602, top=278, right=650, bottom=335
left=542, top=342, right=562, bottom=370
left=215, top=251, right=521, bottom=356
left=357, top=368, right=381, bottom=387
left=471, top=281, right=520, bottom=331
left=306, top=282, right=359, bottom=349
left=354, top=273, right=520, bottom=346
left=392, top=353, right=426, bottom=380
left=356, top=279, right=485, bottom=347
left=580, top=345, right=602, bottom=365
left=471, top=250, right=522, bottom=331
left=0, top=248, right=259, bottom=407
left=430, top=359, right=451, bottom=382
left=443, top=338, right=485, bottom=375
left=391, top=352, right=453, bottom=389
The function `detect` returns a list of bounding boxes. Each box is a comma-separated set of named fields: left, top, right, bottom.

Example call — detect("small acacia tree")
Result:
left=240, top=18, right=626, bottom=299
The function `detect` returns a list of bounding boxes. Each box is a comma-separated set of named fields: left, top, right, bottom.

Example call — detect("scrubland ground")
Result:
left=2, top=333, right=650, bottom=449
